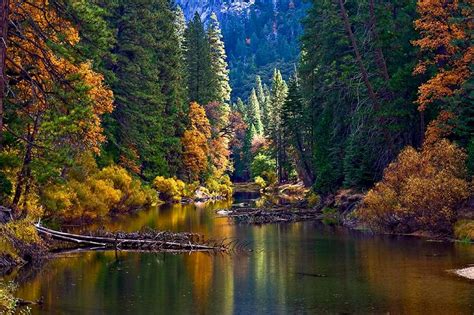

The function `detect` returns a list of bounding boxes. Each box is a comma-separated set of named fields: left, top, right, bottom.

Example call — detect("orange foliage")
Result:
left=413, top=0, right=473, bottom=110
left=358, top=139, right=471, bottom=234
left=119, top=145, right=141, bottom=175
left=423, top=110, right=455, bottom=145
left=182, top=103, right=211, bottom=181
left=7, top=0, right=113, bottom=152
left=205, top=102, right=232, bottom=177
left=251, top=135, right=269, bottom=154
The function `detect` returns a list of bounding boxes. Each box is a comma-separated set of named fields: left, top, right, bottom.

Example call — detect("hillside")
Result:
left=177, top=0, right=308, bottom=101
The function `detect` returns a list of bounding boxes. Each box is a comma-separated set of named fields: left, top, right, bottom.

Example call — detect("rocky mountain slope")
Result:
left=176, top=0, right=257, bottom=21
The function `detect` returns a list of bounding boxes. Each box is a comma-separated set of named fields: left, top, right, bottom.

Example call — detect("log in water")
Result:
left=35, top=224, right=228, bottom=252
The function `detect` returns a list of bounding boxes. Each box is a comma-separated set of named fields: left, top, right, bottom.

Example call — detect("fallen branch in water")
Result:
left=35, top=224, right=229, bottom=253
left=223, top=207, right=323, bottom=224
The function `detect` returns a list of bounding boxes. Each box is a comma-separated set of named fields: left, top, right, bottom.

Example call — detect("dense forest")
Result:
left=0, top=0, right=473, bottom=307
left=0, top=0, right=473, bottom=312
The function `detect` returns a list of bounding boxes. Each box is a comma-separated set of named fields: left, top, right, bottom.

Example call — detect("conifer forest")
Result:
left=0, top=0, right=473, bottom=314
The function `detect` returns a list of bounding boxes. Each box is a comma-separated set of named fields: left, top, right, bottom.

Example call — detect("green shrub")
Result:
left=322, top=207, right=339, bottom=226
left=251, top=153, right=276, bottom=179
left=205, top=175, right=233, bottom=198
left=307, top=192, right=321, bottom=207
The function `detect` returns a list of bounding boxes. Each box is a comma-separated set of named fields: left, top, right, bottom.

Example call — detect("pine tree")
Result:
left=299, top=0, right=422, bottom=192
left=184, top=12, right=214, bottom=105
left=241, top=124, right=257, bottom=180
left=262, top=83, right=271, bottom=130
left=255, top=76, right=266, bottom=109
left=208, top=12, right=232, bottom=104
left=106, top=0, right=186, bottom=180
left=281, top=76, right=313, bottom=186
left=247, top=88, right=264, bottom=135
left=174, top=6, right=187, bottom=51
left=235, top=97, right=247, bottom=120
left=268, top=69, right=288, bottom=182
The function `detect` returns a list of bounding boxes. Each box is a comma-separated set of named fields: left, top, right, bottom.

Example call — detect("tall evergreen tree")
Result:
left=106, top=0, right=186, bottom=180
left=184, top=12, right=214, bottom=105
left=235, top=97, right=247, bottom=119
left=255, top=76, right=266, bottom=109
left=268, top=69, right=288, bottom=182
left=299, top=0, right=421, bottom=192
left=262, top=83, right=271, bottom=130
left=255, top=75, right=269, bottom=130
left=208, top=12, right=231, bottom=104
left=281, top=76, right=314, bottom=186
left=248, top=88, right=264, bottom=135
left=174, top=5, right=186, bottom=51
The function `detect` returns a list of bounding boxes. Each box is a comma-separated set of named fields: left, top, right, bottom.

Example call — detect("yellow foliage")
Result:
left=358, top=139, right=471, bottom=234
left=0, top=219, right=42, bottom=264
left=153, top=176, right=187, bottom=202
left=254, top=176, right=267, bottom=189
left=182, top=103, right=212, bottom=181
left=0, top=281, right=18, bottom=314
left=261, top=171, right=277, bottom=187
left=205, top=175, right=233, bottom=198
left=41, top=157, right=156, bottom=222
left=8, top=1, right=114, bottom=153
left=454, top=220, right=474, bottom=241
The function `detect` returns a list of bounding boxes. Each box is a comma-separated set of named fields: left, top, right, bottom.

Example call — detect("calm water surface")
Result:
left=13, top=192, right=474, bottom=314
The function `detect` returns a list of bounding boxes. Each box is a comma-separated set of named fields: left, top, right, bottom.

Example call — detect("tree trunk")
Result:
left=12, top=114, right=40, bottom=215
left=368, top=0, right=390, bottom=83
left=294, top=135, right=314, bottom=186
left=337, top=0, right=380, bottom=111
left=0, top=0, right=10, bottom=149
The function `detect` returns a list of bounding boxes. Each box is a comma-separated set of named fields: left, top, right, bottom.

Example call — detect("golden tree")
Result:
left=413, top=0, right=473, bottom=111
left=181, top=102, right=211, bottom=181
left=411, top=0, right=473, bottom=156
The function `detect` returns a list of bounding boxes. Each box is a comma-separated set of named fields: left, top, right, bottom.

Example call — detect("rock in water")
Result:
left=455, top=267, right=474, bottom=280
left=216, top=209, right=232, bottom=216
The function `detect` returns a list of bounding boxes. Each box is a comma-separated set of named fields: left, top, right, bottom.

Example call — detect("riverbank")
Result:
left=228, top=183, right=474, bottom=242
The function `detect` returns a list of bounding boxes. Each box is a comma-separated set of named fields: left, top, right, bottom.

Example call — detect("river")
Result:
left=12, top=192, right=474, bottom=314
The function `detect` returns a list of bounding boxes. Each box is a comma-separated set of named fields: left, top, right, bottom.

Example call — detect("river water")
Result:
left=14, top=192, right=474, bottom=314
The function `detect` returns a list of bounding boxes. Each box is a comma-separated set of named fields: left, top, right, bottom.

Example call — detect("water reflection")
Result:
left=12, top=196, right=474, bottom=314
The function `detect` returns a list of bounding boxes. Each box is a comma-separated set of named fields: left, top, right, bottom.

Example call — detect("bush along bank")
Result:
left=246, top=146, right=473, bottom=242
left=153, top=175, right=233, bottom=204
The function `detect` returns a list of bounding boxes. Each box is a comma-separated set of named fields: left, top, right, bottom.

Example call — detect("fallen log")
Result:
left=223, top=207, right=323, bottom=224
left=35, top=224, right=227, bottom=252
